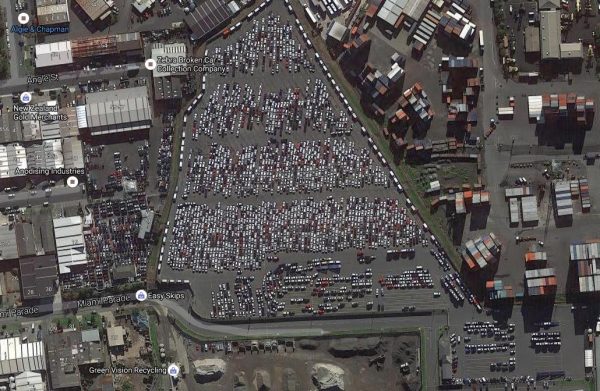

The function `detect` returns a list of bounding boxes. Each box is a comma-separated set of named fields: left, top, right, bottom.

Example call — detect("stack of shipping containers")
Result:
left=530, top=92, right=594, bottom=127
left=462, top=232, right=501, bottom=271
left=521, top=195, right=539, bottom=224
left=486, top=279, right=514, bottom=301
left=525, top=268, right=557, bottom=296
left=553, top=180, right=573, bottom=217
left=524, top=251, right=548, bottom=269
left=579, top=178, right=591, bottom=213
left=504, top=186, right=532, bottom=200
left=570, top=240, right=600, bottom=293
left=455, top=192, right=466, bottom=214
left=509, top=198, right=519, bottom=225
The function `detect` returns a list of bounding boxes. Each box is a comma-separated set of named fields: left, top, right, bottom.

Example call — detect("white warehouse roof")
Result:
left=0, top=337, right=46, bottom=375
left=35, top=41, right=73, bottom=68
left=53, top=216, right=87, bottom=274
left=151, top=42, right=187, bottom=77
left=0, top=144, right=27, bottom=178
left=79, top=86, right=152, bottom=136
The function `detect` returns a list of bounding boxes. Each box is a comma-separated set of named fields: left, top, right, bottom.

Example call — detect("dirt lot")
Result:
left=184, top=333, right=421, bottom=391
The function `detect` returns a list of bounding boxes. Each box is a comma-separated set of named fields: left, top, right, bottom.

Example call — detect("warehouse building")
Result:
left=35, top=33, right=142, bottom=70
left=326, top=21, right=349, bottom=52
left=19, top=255, right=58, bottom=301
left=12, top=371, right=45, bottom=391
left=151, top=42, right=187, bottom=102
left=34, top=41, right=73, bottom=69
left=76, top=86, right=152, bottom=138
left=26, top=140, right=64, bottom=171
left=15, top=219, right=55, bottom=258
left=73, top=0, right=113, bottom=23
left=0, top=337, right=46, bottom=375
left=184, top=0, right=240, bottom=41
left=151, top=42, right=187, bottom=78
left=540, top=10, right=583, bottom=68
left=377, top=0, right=407, bottom=30
left=46, top=329, right=104, bottom=390
left=0, top=143, right=27, bottom=180
left=36, top=0, right=70, bottom=26
left=0, top=224, right=19, bottom=261
left=62, top=137, right=85, bottom=170
left=570, top=240, right=600, bottom=293
left=540, top=10, right=561, bottom=60
left=53, top=216, right=87, bottom=275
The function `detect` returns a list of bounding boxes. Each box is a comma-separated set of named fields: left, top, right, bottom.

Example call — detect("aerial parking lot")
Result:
left=157, top=0, right=475, bottom=320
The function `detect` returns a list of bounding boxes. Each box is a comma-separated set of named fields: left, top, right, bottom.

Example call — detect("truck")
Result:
left=479, top=30, right=484, bottom=54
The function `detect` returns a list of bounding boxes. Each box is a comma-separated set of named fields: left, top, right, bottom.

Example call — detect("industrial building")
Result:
left=0, top=223, right=19, bottom=261
left=376, top=0, right=429, bottom=30
left=26, top=140, right=64, bottom=171
left=46, top=329, right=105, bottom=390
left=14, top=213, right=55, bottom=258
left=0, top=337, right=46, bottom=375
left=53, top=216, right=87, bottom=276
left=184, top=0, right=240, bottom=41
left=35, top=0, right=70, bottom=26
left=71, top=32, right=143, bottom=59
left=326, top=21, right=349, bottom=52
left=151, top=42, right=188, bottom=101
left=525, top=268, right=557, bottom=296
left=73, top=0, right=113, bottom=23
left=19, top=255, right=58, bottom=301
left=151, top=42, right=187, bottom=78
left=539, top=10, right=583, bottom=64
left=35, top=33, right=142, bottom=69
left=34, top=41, right=73, bottom=69
left=76, top=86, right=152, bottom=137
left=107, top=326, right=125, bottom=352
left=462, top=232, right=501, bottom=271
left=570, top=240, right=600, bottom=293
left=0, top=143, right=27, bottom=180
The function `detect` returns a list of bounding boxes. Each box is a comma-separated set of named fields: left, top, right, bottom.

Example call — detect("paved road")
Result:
left=0, top=62, right=150, bottom=95
left=2, top=0, right=22, bottom=80
left=0, top=185, right=85, bottom=208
